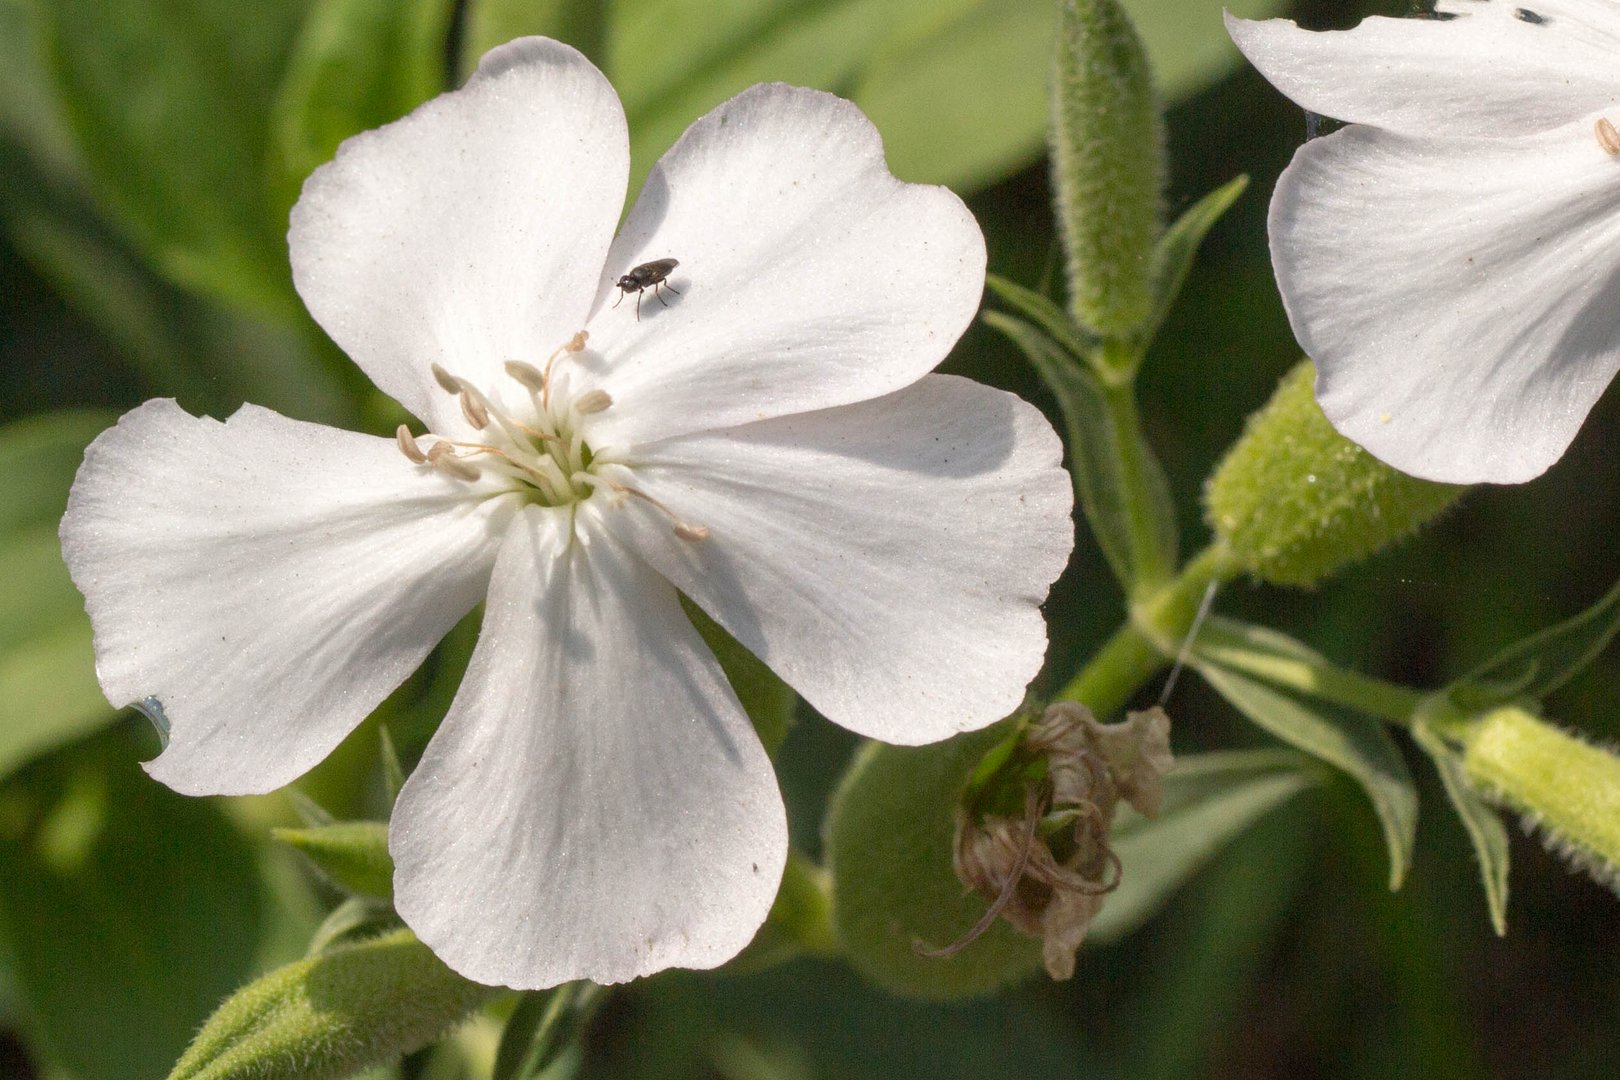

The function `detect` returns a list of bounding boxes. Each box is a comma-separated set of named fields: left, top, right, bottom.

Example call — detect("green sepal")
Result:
left=1050, top=0, right=1164, bottom=340
left=167, top=928, right=494, bottom=1080
left=1142, top=175, right=1248, bottom=349
left=1090, top=749, right=1316, bottom=943
left=307, top=895, right=401, bottom=955
left=1409, top=719, right=1510, bottom=936
left=1205, top=361, right=1466, bottom=587
left=1192, top=618, right=1418, bottom=890
left=272, top=820, right=393, bottom=900
left=988, top=311, right=1177, bottom=593
left=682, top=596, right=797, bottom=757
left=1447, top=575, right=1620, bottom=713
left=824, top=724, right=1041, bottom=1001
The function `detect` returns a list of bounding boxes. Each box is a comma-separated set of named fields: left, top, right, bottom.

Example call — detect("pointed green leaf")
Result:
left=984, top=274, right=1095, bottom=361
left=1410, top=721, right=1510, bottom=936
left=1143, top=174, right=1248, bottom=348
left=36, top=0, right=310, bottom=317
left=378, top=725, right=406, bottom=807
left=270, top=0, right=454, bottom=216
left=1090, top=749, right=1316, bottom=943
left=987, top=311, right=1177, bottom=592
left=273, top=820, right=393, bottom=900
left=307, top=896, right=399, bottom=955
left=1451, top=575, right=1620, bottom=710
left=1192, top=623, right=1418, bottom=890
left=168, top=928, right=494, bottom=1080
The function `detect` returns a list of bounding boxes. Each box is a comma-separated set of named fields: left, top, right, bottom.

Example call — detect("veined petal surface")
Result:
left=1227, top=4, right=1620, bottom=138
left=60, top=401, right=514, bottom=795
left=579, top=84, right=987, bottom=448
left=390, top=506, right=786, bottom=989
left=1272, top=119, right=1620, bottom=483
left=610, top=374, right=1073, bottom=744
left=289, top=37, right=628, bottom=436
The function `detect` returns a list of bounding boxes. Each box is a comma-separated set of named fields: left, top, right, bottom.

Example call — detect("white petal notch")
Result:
left=61, top=36, right=1073, bottom=988
left=1230, top=4, right=1620, bottom=483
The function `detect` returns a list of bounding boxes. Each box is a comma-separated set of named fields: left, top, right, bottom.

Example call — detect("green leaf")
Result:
left=460, top=0, right=606, bottom=73
left=168, top=928, right=495, bottom=1080
left=1143, top=175, right=1248, bottom=349
left=984, top=274, right=1095, bottom=361
left=273, top=820, right=393, bottom=900
left=307, top=896, right=400, bottom=955
left=1450, top=574, right=1620, bottom=710
left=1089, top=749, right=1316, bottom=943
left=1192, top=625, right=1418, bottom=890
left=0, top=728, right=297, bottom=1080
left=987, top=311, right=1177, bottom=593
left=36, top=0, right=313, bottom=318
left=270, top=0, right=454, bottom=217
left=1410, top=721, right=1510, bottom=936
left=682, top=597, right=797, bottom=757
left=0, top=412, right=119, bottom=779
left=825, top=725, right=1041, bottom=1001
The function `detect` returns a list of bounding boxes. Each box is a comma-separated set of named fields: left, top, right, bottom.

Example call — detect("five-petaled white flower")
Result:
left=1228, top=1, right=1620, bottom=484
left=59, top=38, right=1073, bottom=988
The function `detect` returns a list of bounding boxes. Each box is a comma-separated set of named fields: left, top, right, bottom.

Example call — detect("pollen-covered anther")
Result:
left=426, top=440, right=481, bottom=482
left=1596, top=117, right=1620, bottom=156
left=573, top=389, right=613, bottom=415
left=566, top=330, right=588, bottom=352
left=396, top=425, right=428, bottom=464
left=459, top=389, right=490, bottom=429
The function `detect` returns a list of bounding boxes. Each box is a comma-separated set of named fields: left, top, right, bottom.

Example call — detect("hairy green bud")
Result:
left=1205, top=361, right=1465, bottom=586
left=1050, top=0, right=1163, bottom=339
left=1462, top=705, right=1620, bottom=893
left=168, top=929, right=493, bottom=1080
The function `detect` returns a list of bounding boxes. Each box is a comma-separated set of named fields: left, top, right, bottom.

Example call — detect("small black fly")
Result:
left=614, top=258, right=680, bottom=320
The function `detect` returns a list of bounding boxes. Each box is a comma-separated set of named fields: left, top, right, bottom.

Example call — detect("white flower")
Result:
left=58, top=38, right=1074, bottom=988
left=1227, top=2, right=1620, bottom=484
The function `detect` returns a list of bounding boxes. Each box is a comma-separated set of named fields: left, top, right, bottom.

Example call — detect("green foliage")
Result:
left=1448, top=574, right=1620, bottom=711
left=682, top=598, right=798, bottom=757
left=1050, top=0, right=1162, bottom=337
left=1409, top=721, right=1510, bottom=936
left=1205, top=361, right=1467, bottom=587
left=270, top=0, right=454, bottom=217
left=1143, top=174, right=1248, bottom=347
left=168, top=928, right=494, bottom=1080
left=273, top=821, right=394, bottom=900
left=1192, top=618, right=1418, bottom=889
left=1090, top=749, right=1317, bottom=942
left=0, top=412, right=116, bottom=779
left=824, top=725, right=1041, bottom=1001
left=35, top=0, right=311, bottom=318
left=987, top=309, right=1177, bottom=594
left=460, top=0, right=607, bottom=73
left=0, top=727, right=313, bottom=1080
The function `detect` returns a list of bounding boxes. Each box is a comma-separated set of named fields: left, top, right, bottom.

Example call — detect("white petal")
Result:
left=289, top=38, right=628, bottom=436
left=59, top=401, right=514, bottom=795
left=574, top=83, right=986, bottom=447
left=605, top=375, right=1072, bottom=744
left=1270, top=120, right=1620, bottom=484
left=1227, top=6, right=1620, bottom=138
left=390, top=506, right=786, bottom=989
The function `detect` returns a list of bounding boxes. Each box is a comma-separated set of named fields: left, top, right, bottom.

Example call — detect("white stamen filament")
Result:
left=576, top=475, right=711, bottom=542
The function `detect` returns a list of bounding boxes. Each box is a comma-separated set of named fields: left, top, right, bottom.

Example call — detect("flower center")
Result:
left=397, top=331, right=709, bottom=540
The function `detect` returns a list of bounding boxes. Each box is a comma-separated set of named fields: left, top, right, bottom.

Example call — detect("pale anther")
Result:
left=673, top=523, right=712, bottom=542
left=427, top=441, right=481, bottom=482
left=573, top=389, right=613, bottom=414
left=566, top=331, right=588, bottom=352
left=1597, top=117, right=1620, bottom=156
left=396, top=425, right=428, bottom=464
left=431, top=363, right=462, bottom=394
left=460, top=389, right=490, bottom=429
left=504, top=360, right=547, bottom=392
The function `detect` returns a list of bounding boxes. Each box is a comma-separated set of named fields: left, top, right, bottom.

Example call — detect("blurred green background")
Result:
left=2, top=0, right=1617, bottom=1076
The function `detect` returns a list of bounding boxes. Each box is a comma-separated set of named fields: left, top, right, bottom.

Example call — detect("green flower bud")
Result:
left=273, top=820, right=393, bottom=900
left=1050, top=0, right=1163, bottom=339
left=168, top=929, right=494, bottom=1080
left=1204, top=361, right=1466, bottom=586
left=1461, top=705, right=1620, bottom=891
